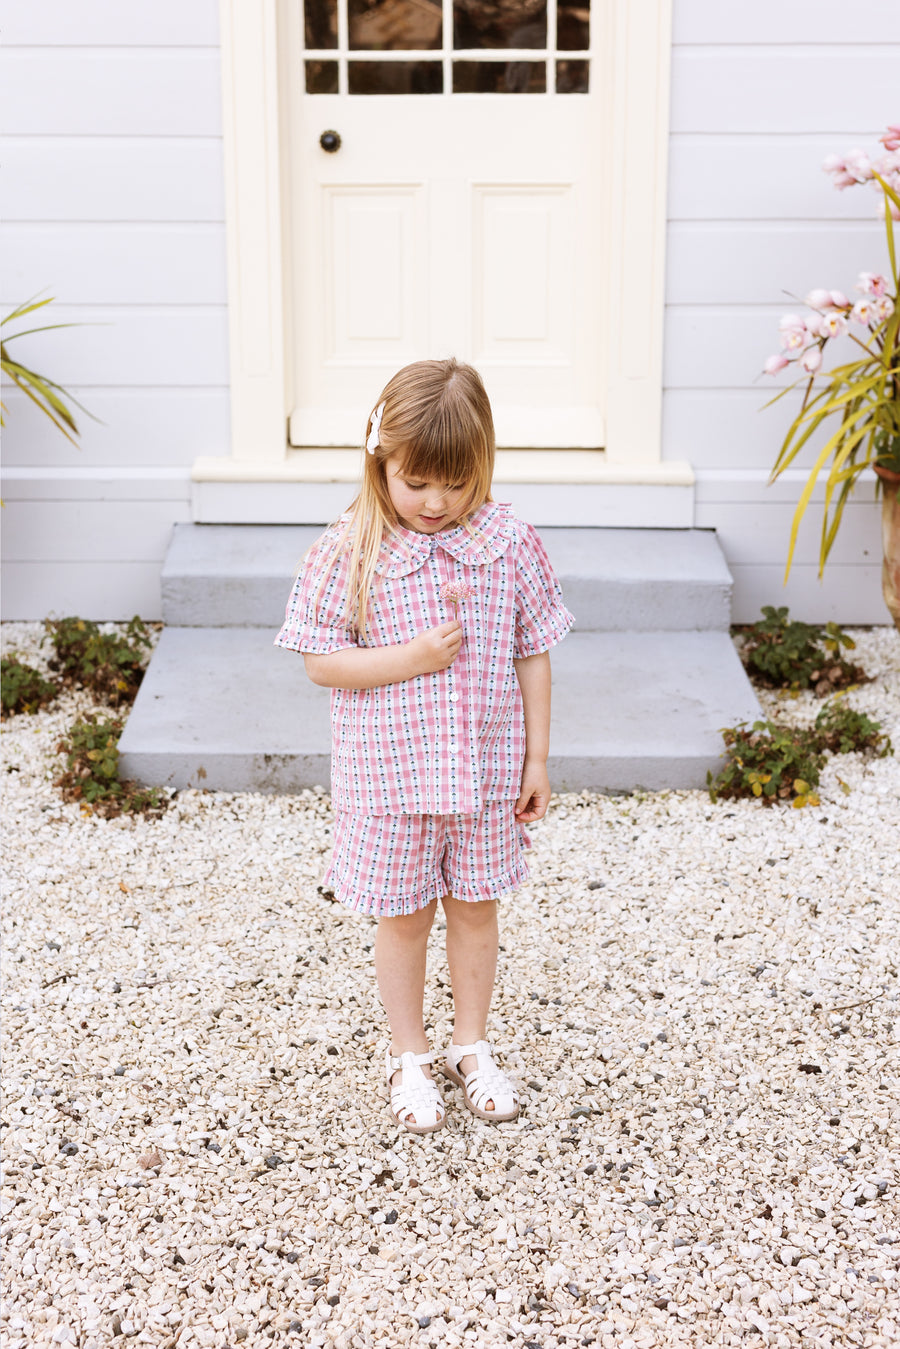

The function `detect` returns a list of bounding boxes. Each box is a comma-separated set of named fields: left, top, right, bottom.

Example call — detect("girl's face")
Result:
left=385, top=455, right=472, bottom=533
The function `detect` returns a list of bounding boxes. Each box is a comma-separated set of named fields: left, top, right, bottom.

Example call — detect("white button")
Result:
left=449, top=692, right=460, bottom=702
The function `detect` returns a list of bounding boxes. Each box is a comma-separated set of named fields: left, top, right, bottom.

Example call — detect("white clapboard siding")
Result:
left=2, top=564, right=170, bottom=622
left=0, top=9, right=227, bottom=619
left=663, top=390, right=843, bottom=472
left=666, top=224, right=884, bottom=306
left=3, top=139, right=225, bottom=223
left=3, top=225, right=227, bottom=306
left=1, top=308, right=228, bottom=388
left=1, top=488, right=192, bottom=620
left=665, top=308, right=801, bottom=390
left=695, top=477, right=883, bottom=622
left=0, top=51, right=222, bottom=137
left=697, top=500, right=878, bottom=570
left=670, top=50, right=895, bottom=135
left=1, top=0, right=219, bottom=45
left=727, top=567, right=884, bottom=626
left=665, top=7, right=896, bottom=623
left=673, top=0, right=896, bottom=45
left=0, top=391, right=230, bottom=469
left=669, top=136, right=882, bottom=222
left=3, top=499, right=190, bottom=562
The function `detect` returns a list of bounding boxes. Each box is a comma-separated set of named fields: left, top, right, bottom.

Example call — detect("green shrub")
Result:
left=55, top=714, right=167, bottom=818
left=710, top=696, right=893, bottom=807
left=708, top=719, right=824, bottom=808
left=44, top=615, right=152, bottom=705
left=814, top=699, right=894, bottom=758
left=1, top=656, right=59, bottom=718
left=737, top=605, right=867, bottom=695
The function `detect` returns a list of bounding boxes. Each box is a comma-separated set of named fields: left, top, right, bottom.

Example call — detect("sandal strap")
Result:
left=386, top=1048, right=433, bottom=1074
left=449, top=1040, right=492, bottom=1060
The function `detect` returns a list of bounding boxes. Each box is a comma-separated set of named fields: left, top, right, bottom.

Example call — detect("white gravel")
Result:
left=2, top=622, right=899, bottom=1349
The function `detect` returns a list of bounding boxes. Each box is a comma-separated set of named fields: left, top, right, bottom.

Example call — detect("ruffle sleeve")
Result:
left=274, top=527, right=359, bottom=655
left=512, top=520, right=575, bottom=659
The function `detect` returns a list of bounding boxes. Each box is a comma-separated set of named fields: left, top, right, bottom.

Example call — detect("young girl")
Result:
left=275, top=359, right=573, bottom=1134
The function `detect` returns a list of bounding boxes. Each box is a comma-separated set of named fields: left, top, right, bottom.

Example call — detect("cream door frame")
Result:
left=201, top=0, right=681, bottom=484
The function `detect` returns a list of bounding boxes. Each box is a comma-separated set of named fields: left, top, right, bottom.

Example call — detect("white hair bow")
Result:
left=366, top=401, right=385, bottom=454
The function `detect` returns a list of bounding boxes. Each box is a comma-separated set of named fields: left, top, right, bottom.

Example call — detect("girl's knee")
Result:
left=379, top=898, right=437, bottom=938
left=442, top=894, right=497, bottom=926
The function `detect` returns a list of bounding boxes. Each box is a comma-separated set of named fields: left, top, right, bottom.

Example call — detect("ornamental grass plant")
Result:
left=763, top=124, right=900, bottom=578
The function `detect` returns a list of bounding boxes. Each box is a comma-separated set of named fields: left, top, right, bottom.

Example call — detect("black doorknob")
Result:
left=319, top=130, right=341, bottom=153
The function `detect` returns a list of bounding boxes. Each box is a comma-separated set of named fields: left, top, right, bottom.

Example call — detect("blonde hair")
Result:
left=311, top=358, right=495, bottom=636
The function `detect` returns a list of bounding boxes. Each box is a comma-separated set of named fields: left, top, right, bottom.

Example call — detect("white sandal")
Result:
left=385, top=1048, right=447, bottom=1134
left=444, top=1040, right=520, bottom=1122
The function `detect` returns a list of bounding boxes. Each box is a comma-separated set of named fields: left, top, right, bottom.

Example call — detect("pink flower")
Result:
left=824, top=148, right=874, bottom=189
left=857, top=272, right=888, bottom=296
left=764, top=353, right=790, bottom=375
left=800, top=347, right=823, bottom=374
left=804, top=288, right=831, bottom=310
left=881, top=124, right=900, bottom=152
left=872, top=296, right=895, bottom=323
left=851, top=299, right=874, bottom=326
left=778, top=314, right=809, bottom=351
left=440, top=579, right=475, bottom=615
left=829, top=290, right=851, bottom=309
left=819, top=310, right=848, bottom=339
left=874, top=150, right=900, bottom=181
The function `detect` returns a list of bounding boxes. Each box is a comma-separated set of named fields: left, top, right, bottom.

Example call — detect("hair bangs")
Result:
left=400, top=420, right=479, bottom=489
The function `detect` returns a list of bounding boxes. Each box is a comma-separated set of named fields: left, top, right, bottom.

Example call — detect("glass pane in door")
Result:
left=348, top=0, right=442, bottom=49
left=453, top=0, right=546, bottom=50
left=453, top=60, right=545, bottom=92
left=306, top=59, right=340, bottom=92
left=557, top=0, right=589, bottom=50
left=348, top=60, right=443, bottom=92
left=305, top=0, right=338, bottom=48
left=556, top=58, right=588, bottom=92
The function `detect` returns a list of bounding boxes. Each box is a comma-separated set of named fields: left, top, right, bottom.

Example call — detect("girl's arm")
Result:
left=304, top=619, right=462, bottom=689
left=513, top=650, right=552, bottom=822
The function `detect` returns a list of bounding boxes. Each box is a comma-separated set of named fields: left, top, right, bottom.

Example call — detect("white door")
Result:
left=284, top=0, right=605, bottom=448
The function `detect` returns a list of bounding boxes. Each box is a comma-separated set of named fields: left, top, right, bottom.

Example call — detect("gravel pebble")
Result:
left=2, top=622, right=899, bottom=1349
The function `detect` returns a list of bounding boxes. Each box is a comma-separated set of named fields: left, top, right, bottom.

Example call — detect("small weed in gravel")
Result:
left=814, top=697, right=894, bottom=758
left=708, top=719, right=824, bottom=808
left=736, top=605, right=868, bottom=696
left=54, top=713, right=167, bottom=818
left=1, top=656, right=59, bottom=719
left=710, top=695, right=892, bottom=808
left=43, top=615, right=153, bottom=706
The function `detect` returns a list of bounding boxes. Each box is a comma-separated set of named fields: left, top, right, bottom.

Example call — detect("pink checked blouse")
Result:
left=275, top=502, right=574, bottom=816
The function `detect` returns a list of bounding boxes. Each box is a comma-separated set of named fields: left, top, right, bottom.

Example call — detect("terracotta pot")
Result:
left=874, top=464, right=900, bottom=633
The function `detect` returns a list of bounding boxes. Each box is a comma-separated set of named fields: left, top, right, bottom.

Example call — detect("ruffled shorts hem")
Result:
left=322, top=803, right=531, bottom=919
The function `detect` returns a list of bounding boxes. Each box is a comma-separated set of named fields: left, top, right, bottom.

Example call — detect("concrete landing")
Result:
left=118, top=627, right=761, bottom=794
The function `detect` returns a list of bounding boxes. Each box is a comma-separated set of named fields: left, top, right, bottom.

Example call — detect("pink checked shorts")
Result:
left=324, top=802, right=531, bottom=918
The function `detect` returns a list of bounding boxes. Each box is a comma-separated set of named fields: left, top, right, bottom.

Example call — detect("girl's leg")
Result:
left=442, top=893, right=500, bottom=1106
left=375, top=899, right=438, bottom=1088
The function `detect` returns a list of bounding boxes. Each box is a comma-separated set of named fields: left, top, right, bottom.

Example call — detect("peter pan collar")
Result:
left=375, top=501, right=515, bottom=578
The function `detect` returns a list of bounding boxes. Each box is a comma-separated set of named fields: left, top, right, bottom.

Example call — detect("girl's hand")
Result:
left=515, top=759, right=551, bottom=822
left=406, top=620, right=463, bottom=675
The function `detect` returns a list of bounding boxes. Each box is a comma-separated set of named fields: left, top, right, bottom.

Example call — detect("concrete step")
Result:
left=162, top=524, right=733, bottom=632
left=119, top=627, right=761, bottom=794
